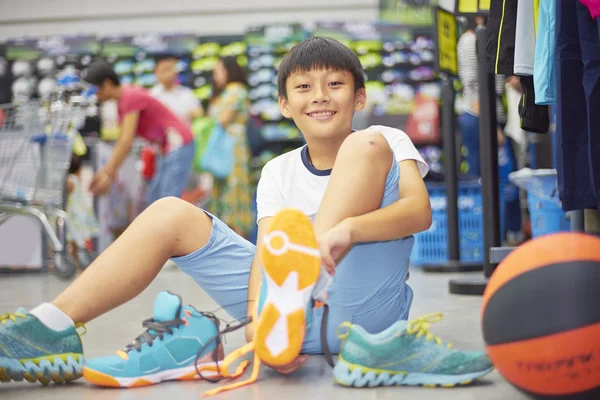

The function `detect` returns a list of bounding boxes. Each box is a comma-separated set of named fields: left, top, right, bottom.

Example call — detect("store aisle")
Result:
left=0, top=267, right=527, bottom=400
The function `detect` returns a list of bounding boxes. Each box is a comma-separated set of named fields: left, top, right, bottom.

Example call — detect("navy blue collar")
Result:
left=301, top=146, right=332, bottom=176
left=300, top=130, right=358, bottom=176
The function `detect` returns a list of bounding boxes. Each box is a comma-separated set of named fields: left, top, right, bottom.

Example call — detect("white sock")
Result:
left=30, top=303, right=75, bottom=331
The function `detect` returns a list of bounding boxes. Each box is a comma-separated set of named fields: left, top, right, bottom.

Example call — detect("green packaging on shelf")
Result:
left=6, top=35, right=100, bottom=61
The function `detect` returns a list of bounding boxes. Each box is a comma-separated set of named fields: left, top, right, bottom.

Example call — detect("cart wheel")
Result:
left=77, top=248, right=97, bottom=270
left=53, top=252, right=77, bottom=279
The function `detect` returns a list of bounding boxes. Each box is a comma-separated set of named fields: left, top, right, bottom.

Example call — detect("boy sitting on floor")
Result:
left=0, top=37, right=492, bottom=390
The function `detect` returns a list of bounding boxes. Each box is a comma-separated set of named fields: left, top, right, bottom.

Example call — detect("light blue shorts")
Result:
left=172, top=160, right=414, bottom=354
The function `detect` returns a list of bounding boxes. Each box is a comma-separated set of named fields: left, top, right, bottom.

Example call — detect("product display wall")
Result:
left=3, top=35, right=99, bottom=102
left=245, top=24, right=307, bottom=142
left=0, top=25, right=444, bottom=176
left=100, top=33, right=197, bottom=90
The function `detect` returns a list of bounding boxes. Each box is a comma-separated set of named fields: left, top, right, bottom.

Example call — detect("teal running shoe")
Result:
left=0, top=309, right=85, bottom=384
left=83, top=291, right=228, bottom=388
left=333, top=313, right=494, bottom=388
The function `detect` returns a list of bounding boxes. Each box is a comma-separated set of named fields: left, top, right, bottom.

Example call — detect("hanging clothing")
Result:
left=487, top=0, right=518, bottom=75
left=494, top=0, right=550, bottom=133
left=533, top=0, right=557, bottom=105
left=518, top=75, right=550, bottom=134
left=555, top=0, right=600, bottom=211
left=514, top=0, right=537, bottom=75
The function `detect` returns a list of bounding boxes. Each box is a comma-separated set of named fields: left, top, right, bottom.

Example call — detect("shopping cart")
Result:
left=0, top=81, right=97, bottom=278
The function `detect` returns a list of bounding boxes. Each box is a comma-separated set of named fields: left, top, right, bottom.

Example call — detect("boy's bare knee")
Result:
left=147, top=197, right=196, bottom=232
left=339, top=130, right=393, bottom=165
left=148, top=196, right=187, bottom=217
left=147, top=197, right=213, bottom=256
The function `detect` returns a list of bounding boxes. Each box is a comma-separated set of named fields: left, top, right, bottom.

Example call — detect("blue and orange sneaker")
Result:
left=0, top=309, right=85, bottom=384
left=201, top=208, right=323, bottom=397
left=333, top=313, right=494, bottom=388
left=254, top=208, right=321, bottom=367
left=83, top=291, right=247, bottom=388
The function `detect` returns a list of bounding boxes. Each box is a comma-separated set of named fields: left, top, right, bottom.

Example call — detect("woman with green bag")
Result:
left=206, top=56, right=253, bottom=238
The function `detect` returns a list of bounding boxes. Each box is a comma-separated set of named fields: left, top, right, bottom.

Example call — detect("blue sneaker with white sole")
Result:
left=333, top=313, right=494, bottom=388
left=83, top=291, right=224, bottom=388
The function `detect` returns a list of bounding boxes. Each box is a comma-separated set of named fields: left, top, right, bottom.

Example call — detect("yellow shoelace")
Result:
left=0, top=312, right=27, bottom=326
left=405, top=313, right=453, bottom=349
left=202, top=289, right=264, bottom=397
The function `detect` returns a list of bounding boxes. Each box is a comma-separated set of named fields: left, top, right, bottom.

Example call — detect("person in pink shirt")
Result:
left=82, top=61, right=196, bottom=205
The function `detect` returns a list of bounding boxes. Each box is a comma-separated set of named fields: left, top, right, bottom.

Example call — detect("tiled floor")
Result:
left=0, top=266, right=527, bottom=400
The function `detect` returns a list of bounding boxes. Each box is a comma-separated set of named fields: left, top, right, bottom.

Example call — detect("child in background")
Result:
left=66, top=154, right=99, bottom=265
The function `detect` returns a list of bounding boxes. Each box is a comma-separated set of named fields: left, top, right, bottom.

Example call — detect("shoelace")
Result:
left=0, top=312, right=27, bottom=326
left=201, top=303, right=262, bottom=396
left=194, top=315, right=253, bottom=383
left=405, top=313, right=453, bottom=349
left=125, top=317, right=186, bottom=353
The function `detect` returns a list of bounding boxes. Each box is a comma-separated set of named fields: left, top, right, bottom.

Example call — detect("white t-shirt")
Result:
left=256, top=125, right=428, bottom=223
left=149, top=84, right=200, bottom=123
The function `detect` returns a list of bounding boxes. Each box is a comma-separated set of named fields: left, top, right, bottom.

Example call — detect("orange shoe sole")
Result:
left=254, top=209, right=321, bottom=367
left=83, top=362, right=223, bottom=388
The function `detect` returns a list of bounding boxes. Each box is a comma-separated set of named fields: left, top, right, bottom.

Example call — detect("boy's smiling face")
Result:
left=279, top=68, right=366, bottom=141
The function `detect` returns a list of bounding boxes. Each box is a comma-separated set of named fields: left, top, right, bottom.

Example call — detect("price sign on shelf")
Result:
left=434, top=7, right=458, bottom=77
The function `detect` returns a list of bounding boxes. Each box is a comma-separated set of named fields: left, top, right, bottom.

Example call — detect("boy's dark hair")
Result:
left=277, top=37, right=366, bottom=99
left=82, top=61, right=120, bottom=86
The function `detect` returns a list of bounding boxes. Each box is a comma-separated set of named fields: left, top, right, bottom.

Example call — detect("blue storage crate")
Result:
left=527, top=192, right=570, bottom=237
left=508, top=169, right=570, bottom=238
left=411, top=181, right=503, bottom=266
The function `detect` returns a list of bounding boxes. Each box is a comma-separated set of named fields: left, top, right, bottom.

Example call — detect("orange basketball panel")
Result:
left=483, top=233, right=600, bottom=310
left=486, top=321, right=600, bottom=395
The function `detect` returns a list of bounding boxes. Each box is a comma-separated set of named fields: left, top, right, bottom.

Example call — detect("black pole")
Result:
left=475, top=27, right=501, bottom=278
left=442, top=76, right=460, bottom=262
left=449, top=26, right=499, bottom=294
left=421, top=76, right=482, bottom=273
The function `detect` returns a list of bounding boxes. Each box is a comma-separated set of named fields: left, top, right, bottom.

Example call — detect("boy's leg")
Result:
left=83, top=209, right=255, bottom=388
left=52, top=197, right=214, bottom=323
left=305, top=130, right=413, bottom=353
left=312, top=130, right=393, bottom=236
left=0, top=197, right=221, bottom=384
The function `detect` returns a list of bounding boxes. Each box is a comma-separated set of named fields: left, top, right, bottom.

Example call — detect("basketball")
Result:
left=481, top=233, right=600, bottom=399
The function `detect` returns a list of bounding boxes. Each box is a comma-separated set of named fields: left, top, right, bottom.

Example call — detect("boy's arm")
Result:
left=345, top=159, right=432, bottom=243
left=245, top=216, right=272, bottom=342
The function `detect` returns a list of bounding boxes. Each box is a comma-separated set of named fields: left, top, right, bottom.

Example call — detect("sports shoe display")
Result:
left=83, top=291, right=237, bottom=388
left=0, top=310, right=85, bottom=384
left=333, top=313, right=494, bottom=388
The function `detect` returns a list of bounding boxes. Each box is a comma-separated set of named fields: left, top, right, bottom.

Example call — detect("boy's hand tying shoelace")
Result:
left=317, top=219, right=354, bottom=275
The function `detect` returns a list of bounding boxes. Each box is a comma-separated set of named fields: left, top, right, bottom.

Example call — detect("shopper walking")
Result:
left=207, top=56, right=254, bottom=238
